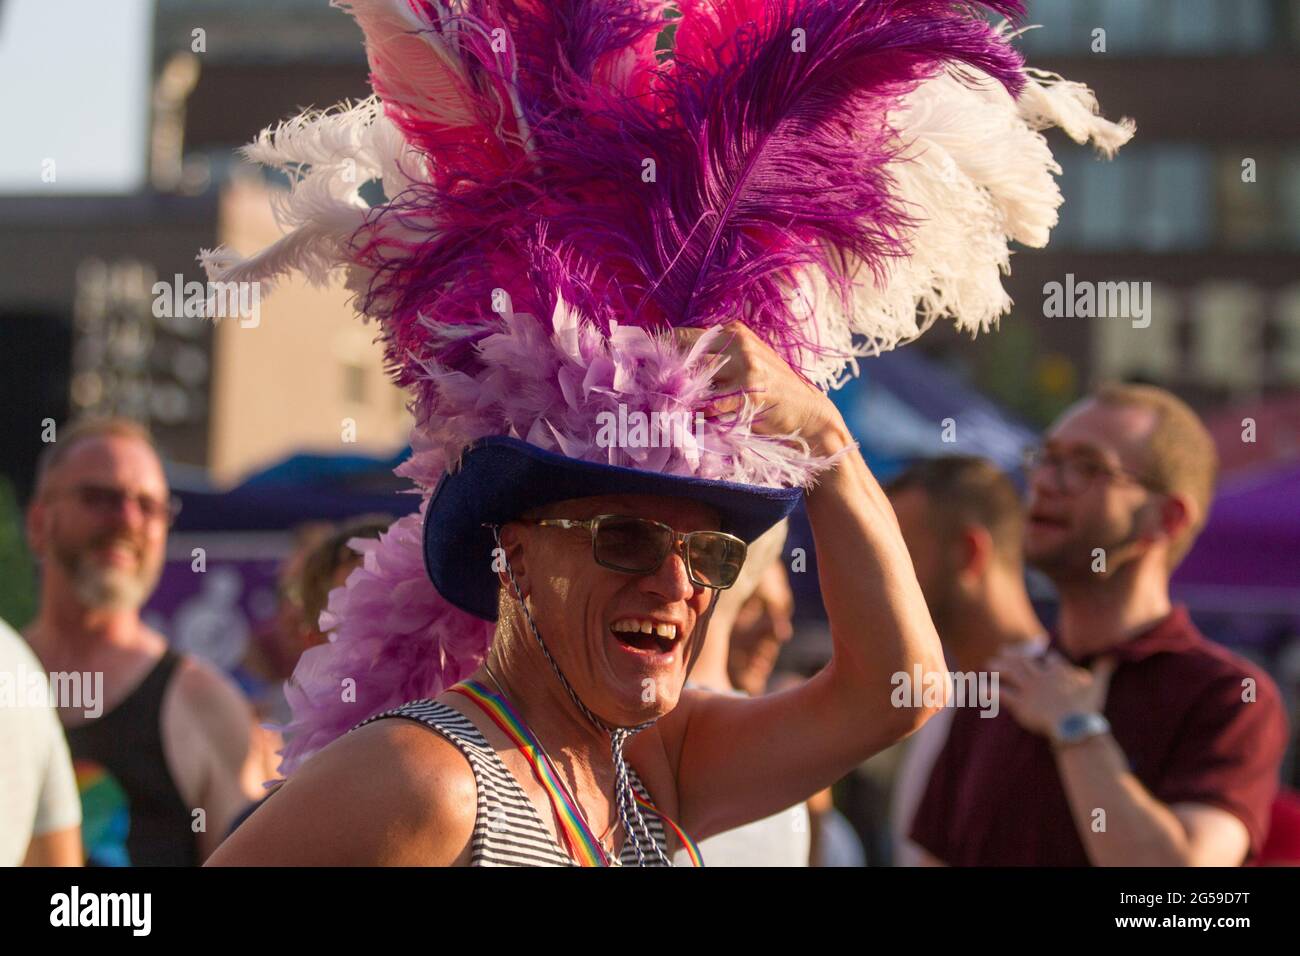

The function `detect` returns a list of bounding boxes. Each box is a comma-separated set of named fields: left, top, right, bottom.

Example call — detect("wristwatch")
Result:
left=1050, top=711, right=1111, bottom=748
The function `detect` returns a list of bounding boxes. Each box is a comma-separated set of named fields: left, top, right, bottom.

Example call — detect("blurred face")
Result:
left=302, top=556, right=363, bottom=648
left=30, top=435, right=170, bottom=611
left=726, top=562, right=795, bottom=697
left=889, top=485, right=960, bottom=631
left=1024, top=399, right=1164, bottom=583
left=504, top=494, right=725, bottom=725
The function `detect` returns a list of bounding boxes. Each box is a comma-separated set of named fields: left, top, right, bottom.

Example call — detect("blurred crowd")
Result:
left=3, top=382, right=1298, bottom=866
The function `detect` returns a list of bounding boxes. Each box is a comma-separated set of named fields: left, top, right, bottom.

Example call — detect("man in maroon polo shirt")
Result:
left=911, top=383, right=1288, bottom=866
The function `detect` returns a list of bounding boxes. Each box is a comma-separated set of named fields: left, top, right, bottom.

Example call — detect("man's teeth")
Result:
left=611, top=619, right=678, bottom=640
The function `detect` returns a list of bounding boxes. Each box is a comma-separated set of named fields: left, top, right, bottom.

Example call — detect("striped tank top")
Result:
left=359, top=698, right=674, bottom=866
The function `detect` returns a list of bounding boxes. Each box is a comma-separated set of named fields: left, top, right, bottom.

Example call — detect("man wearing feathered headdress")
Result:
left=204, top=0, right=1131, bottom=866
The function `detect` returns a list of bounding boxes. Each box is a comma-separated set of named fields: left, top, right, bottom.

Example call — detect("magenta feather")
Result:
left=343, top=0, right=1031, bottom=432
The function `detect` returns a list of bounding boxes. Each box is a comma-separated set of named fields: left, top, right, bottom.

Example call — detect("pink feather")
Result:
left=274, top=504, right=495, bottom=778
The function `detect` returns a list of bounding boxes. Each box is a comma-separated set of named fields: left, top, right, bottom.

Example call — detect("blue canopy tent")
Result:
left=152, top=446, right=422, bottom=674
left=788, top=349, right=1038, bottom=623
left=829, top=348, right=1038, bottom=481
left=172, top=447, right=419, bottom=532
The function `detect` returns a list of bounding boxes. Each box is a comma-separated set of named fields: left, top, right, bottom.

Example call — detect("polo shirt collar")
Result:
left=1050, top=604, right=1199, bottom=667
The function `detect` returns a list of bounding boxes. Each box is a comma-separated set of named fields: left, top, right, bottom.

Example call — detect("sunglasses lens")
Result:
left=593, top=517, right=671, bottom=573
left=687, top=533, right=746, bottom=588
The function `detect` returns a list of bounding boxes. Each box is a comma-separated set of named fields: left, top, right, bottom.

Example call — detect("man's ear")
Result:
left=26, top=497, right=47, bottom=558
left=1156, top=493, right=1193, bottom=546
left=493, top=522, right=529, bottom=599
left=958, top=524, right=994, bottom=582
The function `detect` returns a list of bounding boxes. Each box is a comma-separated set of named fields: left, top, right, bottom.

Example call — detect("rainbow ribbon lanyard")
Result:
left=450, top=679, right=702, bottom=867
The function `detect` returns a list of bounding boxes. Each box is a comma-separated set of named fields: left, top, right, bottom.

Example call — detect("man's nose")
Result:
left=640, top=545, right=694, bottom=601
left=1028, top=463, right=1063, bottom=500
left=103, top=494, right=151, bottom=532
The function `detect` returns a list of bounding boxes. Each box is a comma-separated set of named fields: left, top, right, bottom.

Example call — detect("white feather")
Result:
left=795, top=60, right=1135, bottom=392
left=200, top=97, right=422, bottom=288
left=1017, top=67, right=1137, bottom=158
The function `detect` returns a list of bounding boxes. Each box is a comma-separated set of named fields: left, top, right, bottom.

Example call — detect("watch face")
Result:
left=1059, top=714, right=1088, bottom=738
left=1057, top=712, right=1107, bottom=744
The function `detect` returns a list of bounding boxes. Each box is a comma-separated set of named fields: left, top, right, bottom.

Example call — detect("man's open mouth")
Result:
left=610, top=618, right=679, bottom=655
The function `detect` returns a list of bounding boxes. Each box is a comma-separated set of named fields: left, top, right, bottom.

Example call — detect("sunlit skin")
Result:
left=207, top=322, right=947, bottom=866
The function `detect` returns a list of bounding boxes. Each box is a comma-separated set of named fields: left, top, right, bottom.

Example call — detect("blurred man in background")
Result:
left=912, top=384, right=1289, bottom=866
left=233, top=521, right=332, bottom=729
left=685, top=522, right=865, bottom=865
left=224, top=514, right=393, bottom=837
left=0, top=616, right=82, bottom=865
left=297, top=515, right=392, bottom=649
left=23, top=418, right=265, bottom=865
left=885, top=456, right=1046, bottom=866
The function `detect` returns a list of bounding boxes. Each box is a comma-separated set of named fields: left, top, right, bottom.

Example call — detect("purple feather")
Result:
left=350, top=0, right=1027, bottom=403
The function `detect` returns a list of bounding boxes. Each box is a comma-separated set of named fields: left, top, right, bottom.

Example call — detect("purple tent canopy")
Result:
left=1173, top=463, right=1300, bottom=613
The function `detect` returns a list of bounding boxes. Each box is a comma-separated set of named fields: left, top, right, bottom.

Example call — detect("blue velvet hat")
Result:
left=425, top=436, right=803, bottom=621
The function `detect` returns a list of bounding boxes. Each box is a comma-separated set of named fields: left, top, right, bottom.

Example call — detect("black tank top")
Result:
left=64, top=650, right=199, bottom=866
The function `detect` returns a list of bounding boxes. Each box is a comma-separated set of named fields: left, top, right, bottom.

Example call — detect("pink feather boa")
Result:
left=403, top=294, right=837, bottom=489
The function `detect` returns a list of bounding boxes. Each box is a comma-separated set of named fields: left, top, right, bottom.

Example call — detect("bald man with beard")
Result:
left=24, top=418, right=265, bottom=865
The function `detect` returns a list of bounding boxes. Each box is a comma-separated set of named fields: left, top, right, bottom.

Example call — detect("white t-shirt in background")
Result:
left=0, top=618, right=82, bottom=865
left=671, top=684, right=811, bottom=866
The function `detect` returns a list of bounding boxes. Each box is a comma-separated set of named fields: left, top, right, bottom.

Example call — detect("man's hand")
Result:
left=993, top=651, right=1116, bottom=739
left=676, top=322, right=845, bottom=457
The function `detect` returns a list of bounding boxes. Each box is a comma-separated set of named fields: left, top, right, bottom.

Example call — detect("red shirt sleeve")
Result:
left=908, top=710, right=969, bottom=864
left=1153, top=668, right=1289, bottom=858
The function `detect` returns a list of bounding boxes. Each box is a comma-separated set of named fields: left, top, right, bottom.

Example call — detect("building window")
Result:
left=1141, top=147, right=1214, bottom=251
left=1020, top=0, right=1279, bottom=54
left=1049, top=145, right=1300, bottom=252
left=1091, top=282, right=1180, bottom=383
left=1075, top=149, right=1139, bottom=247
left=1190, top=283, right=1264, bottom=390
left=343, top=362, right=367, bottom=404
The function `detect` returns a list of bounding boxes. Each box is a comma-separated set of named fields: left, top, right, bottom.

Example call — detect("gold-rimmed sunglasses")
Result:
left=509, top=514, right=748, bottom=590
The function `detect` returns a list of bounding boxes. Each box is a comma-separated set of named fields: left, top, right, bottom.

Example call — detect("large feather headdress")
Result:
left=202, top=0, right=1133, bottom=776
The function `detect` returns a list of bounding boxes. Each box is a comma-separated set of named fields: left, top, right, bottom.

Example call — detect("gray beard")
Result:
left=63, top=553, right=160, bottom=612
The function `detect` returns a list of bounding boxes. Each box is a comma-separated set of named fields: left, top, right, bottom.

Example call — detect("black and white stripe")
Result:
left=357, top=699, right=670, bottom=866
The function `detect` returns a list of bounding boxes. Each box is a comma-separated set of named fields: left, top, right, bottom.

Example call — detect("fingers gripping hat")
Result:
left=202, top=0, right=1132, bottom=778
